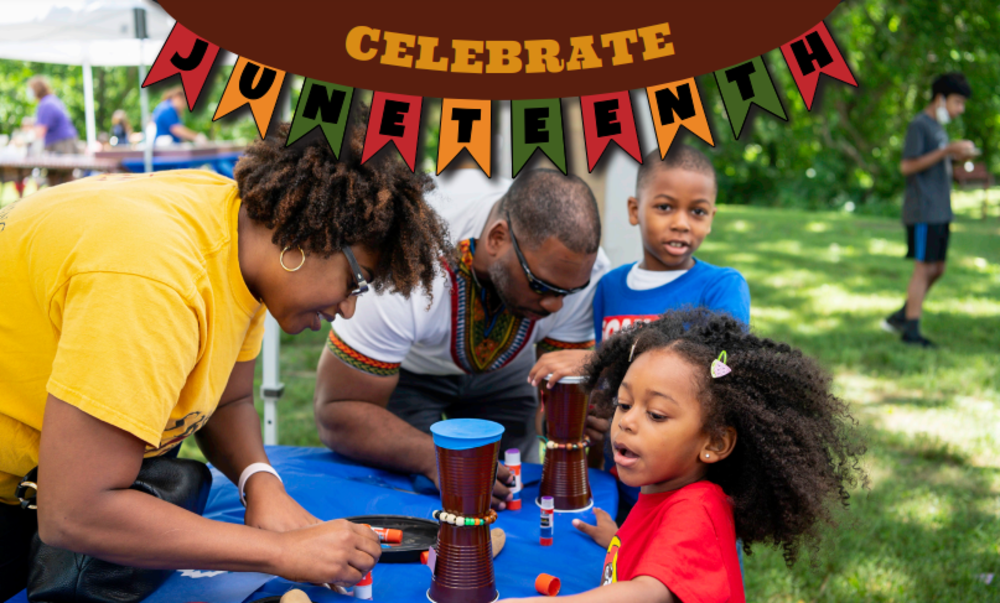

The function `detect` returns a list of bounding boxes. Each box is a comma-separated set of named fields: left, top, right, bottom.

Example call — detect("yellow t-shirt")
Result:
left=0, top=170, right=266, bottom=503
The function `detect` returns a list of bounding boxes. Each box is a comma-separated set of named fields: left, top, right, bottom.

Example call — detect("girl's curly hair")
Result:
left=233, top=106, right=451, bottom=298
left=584, top=308, right=867, bottom=565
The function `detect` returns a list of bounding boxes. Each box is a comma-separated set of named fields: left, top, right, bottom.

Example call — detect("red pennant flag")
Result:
left=362, top=92, right=423, bottom=172
left=580, top=91, right=642, bottom=172
left=142, top=23, right=220, bottom=111
left=780, top=21, right=858, bottom=111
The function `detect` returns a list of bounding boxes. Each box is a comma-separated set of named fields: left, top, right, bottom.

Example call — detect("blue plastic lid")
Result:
left=430, top=419, right=505, bottom=451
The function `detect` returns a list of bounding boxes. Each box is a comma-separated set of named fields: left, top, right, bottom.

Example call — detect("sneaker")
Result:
left=881, top=313, right=906, bottom=334
left=902, top=333, right=937, bottom=348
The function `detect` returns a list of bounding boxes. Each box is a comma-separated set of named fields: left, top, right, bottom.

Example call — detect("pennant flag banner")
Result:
left=362, top=92, right=423, bottom=171
left=213, top=56, right=286, bottom=139
left=580, top=91, right=642, bottom=172
left=713, top=56, right=787, bottom=140
left=510, top=99, right=566, bottom=178
left=780, top=21, right=858, bottom=110
left=437, top=99, right=492, bottom=176
left=141, top=23, right=220, bottom=110
left=287, top=79, right=355, bottom=157
left=645, top=78, right=714, bottom=159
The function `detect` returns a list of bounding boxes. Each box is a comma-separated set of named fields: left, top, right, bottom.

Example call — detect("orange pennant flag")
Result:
left=646, top=78, right=714, bottom=158
left=213, top=56, right=286, bottom=139
left=437, top=99, right=492, bottom=176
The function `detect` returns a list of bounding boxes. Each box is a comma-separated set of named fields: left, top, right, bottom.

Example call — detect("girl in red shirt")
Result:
left=504, top=309, right=866, bottom=603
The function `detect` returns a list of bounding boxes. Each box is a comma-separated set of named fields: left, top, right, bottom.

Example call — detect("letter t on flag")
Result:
left=780, top=21, right=858, bottom=110
left=580, top=91, right=642, bottom=172
left=437, top=99, right=492, bottom=176
left=142, top=23, right=220, bottom=111
left=213, top=56, right=286, bottom=139
left=362, top=92, right=423, bottom=172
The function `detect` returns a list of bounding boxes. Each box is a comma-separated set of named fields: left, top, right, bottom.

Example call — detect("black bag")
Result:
left=22, top=456, right=212, bottom=603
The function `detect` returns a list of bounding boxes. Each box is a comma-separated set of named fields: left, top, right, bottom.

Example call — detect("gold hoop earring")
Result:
left=279, top=246, right=306, bottom=272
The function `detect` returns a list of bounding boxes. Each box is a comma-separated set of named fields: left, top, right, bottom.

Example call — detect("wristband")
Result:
left=238, top=462, right=282, bottom=507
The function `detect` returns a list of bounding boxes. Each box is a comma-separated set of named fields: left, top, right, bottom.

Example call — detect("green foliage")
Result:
left=699, top=0, right=1000, bottom=213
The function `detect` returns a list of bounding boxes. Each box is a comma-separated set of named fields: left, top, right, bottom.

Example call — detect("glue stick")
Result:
left=362, top=524, right=403, bottom=543
left=505, top=448, right=522, bottom=510
left=540, top=495, right=554, bottom=546
left=354, top=570, right=373, bottom=600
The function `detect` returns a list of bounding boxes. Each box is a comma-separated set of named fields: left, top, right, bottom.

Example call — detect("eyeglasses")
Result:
left=342, top=246, right=369, bottom=297
left=505, top=212, right=590, bottom=297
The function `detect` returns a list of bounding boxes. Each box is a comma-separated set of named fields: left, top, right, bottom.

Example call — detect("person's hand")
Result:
left=947, top=140, right=975, bottom=160
left=492, top=461, right=513, bottom=511
left=194, top=132, right=208, bottom=144
left=243, top=473, right=322, bottom=532
left=585, top=413, right=611, bottom=451
left=274, top=519, right=381, bottom=586
left=528, top=350, right=594, bottom=388
left=572, top=507, right=618, bottom=549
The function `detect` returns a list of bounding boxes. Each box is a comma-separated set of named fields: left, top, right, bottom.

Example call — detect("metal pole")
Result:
left=135, top=8, right=152, bottom=172
left=261, top=311, right=284, bottom=446
left=82, top=52, right=97, bottom=151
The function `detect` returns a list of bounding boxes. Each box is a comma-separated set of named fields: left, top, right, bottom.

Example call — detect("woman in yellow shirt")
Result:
left=0, top=118, right=450, bottom=597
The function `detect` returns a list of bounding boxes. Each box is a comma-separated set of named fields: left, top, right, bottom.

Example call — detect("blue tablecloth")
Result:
left=8, top=445, right=617, bottom=603
left=120, top=152, right=243, bottom=179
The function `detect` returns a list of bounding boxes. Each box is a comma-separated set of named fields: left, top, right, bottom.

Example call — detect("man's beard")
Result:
left=486, top=260, right=549, bottom=320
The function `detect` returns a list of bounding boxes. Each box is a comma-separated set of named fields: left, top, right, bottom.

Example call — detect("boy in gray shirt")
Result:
left=882, top=73, right=975, bottom=347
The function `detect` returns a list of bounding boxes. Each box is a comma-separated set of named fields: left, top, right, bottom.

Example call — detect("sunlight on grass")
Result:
left=806, top=221, right=830, bottom=233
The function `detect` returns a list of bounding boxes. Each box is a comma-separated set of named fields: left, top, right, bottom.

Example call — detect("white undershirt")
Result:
left=626, top=264, right=688, bottom=291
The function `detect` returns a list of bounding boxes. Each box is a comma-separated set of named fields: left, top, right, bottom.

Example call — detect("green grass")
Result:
left=167, top=189, right=998, bottom=601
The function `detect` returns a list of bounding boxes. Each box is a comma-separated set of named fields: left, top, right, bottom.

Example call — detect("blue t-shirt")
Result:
left=152, top=99, right=182, bottom=143
left=593, top=258, right=750, bottom=508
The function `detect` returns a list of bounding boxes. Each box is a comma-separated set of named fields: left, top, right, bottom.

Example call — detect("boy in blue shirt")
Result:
left=572, top=144, right=750, bottom=547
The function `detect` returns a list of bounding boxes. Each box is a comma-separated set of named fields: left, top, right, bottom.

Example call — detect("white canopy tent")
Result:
left=0, top=1, right=284, bottom=445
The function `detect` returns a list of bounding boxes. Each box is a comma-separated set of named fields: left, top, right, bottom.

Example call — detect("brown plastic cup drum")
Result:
left=540, top=375, right=589, bottom=441
left=539, top=447, right=592, bottom=511
left=428, top=419, right=505, bottom=603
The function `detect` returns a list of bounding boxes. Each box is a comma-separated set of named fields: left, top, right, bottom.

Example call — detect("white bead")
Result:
left=455, top=516, right=464, bottom=525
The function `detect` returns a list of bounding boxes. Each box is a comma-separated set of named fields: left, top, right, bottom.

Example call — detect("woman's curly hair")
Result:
left=232, top=106, right=451, bottom=298
left=584, top=308, right=867, bottom=565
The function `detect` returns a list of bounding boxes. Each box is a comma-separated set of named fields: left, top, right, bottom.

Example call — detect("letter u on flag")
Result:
left=713, top=56, right=787, bottom=139
left=646, top=78, right=714, bottom=158
left=213, top=56, right=286, bottom=139
left=580, top=91, right=641, bottom=172
left=511, top=99, right=566, bottom=178
left=287, top=79, right=355, bottom=157
left=437, top=99, right=492, bottom=176
left=780, top=21, right=858, bottom=110
left=142, top=23, right=220, bottom=111
left=362, top=92, right=423, bottom=172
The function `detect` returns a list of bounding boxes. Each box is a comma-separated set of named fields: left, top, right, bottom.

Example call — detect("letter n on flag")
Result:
left=580, top=91, right=641, bottom=172
left=213, top=56, right=286, bottom=139
left=142, top=23, right=220, bottom=111
left=437, top=99, right=492, bottom=176
left=362, top=92, right=423, bottom=172
left=780, top=21, right=858, bottom=110
left=646, top=78, right=714, bottom=159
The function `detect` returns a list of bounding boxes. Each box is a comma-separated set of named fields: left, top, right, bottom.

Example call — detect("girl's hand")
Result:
left=572, top=507, right=618, bottom=549
left=274, top=519, right=381, bottom=586
left=243, top=473, right=322, bottom=532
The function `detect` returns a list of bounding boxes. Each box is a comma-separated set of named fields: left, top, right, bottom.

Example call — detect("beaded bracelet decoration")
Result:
left=538, top=436, right=592, bottom=450
left=432, top=508, right=498, bottom=527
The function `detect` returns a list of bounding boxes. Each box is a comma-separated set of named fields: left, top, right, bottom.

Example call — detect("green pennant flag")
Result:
left=713, top=56, right=787, bottom=139
left=286, top=78, right=355, bottom=157
left=511, top=99, right=566, bottom=178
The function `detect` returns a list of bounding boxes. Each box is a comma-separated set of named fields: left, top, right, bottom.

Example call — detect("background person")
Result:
left=0, top=118, right=450, bottom=598
left=151, top=85, right=207, bottom=143
left=27, top=76, right=78, bottom=155
left=881, top=72, right=975, bottom=347
left=110, top=109, right=132, bottom=146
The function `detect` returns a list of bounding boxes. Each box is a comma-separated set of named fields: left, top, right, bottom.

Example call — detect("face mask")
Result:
left=936, top=99, right=951, bottom=125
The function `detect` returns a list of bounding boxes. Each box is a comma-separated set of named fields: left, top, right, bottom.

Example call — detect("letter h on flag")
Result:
left=142, top=23, right=220, bottom=110
left=780, top=21, right=858, bottom=110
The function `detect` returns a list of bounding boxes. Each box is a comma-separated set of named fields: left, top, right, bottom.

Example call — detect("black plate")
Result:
left=344, top=515, right=438, bottom=563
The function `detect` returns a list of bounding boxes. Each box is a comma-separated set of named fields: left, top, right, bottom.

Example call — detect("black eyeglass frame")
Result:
left=341, top=246, right=370, bottom=297
left=505, top=212, right=590, bottom=297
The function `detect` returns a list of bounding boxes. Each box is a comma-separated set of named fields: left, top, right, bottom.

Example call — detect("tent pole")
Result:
left=261, top=312, right=283, bottom=446
left=82, top=51, right=96, bottom=151
left=138, top=39, right=152, bottom=173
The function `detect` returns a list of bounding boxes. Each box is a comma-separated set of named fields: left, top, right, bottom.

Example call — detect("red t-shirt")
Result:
left=600, top=481, right=744, bottom=603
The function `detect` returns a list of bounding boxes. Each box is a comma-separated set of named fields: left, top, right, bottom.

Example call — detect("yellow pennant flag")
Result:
left=213, top=56, right=286, bottom=139
left=646, top=78, right=714, bottom=158
left=437, top=99, right=492, bottom=176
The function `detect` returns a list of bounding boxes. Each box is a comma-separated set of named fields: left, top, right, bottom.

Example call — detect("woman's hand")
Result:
left=274, top=519, right=381, bottom=586
left=528, top=350, right=594, bottom=388
left=572, top=507, right=618, bottom=549
left=243, top=473, right=322, bottom=532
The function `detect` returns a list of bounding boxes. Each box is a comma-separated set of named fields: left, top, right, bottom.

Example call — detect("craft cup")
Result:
left=539, top=376, right=593, bottom=511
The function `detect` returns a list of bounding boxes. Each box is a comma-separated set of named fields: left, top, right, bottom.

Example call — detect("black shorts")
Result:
left=906, top=223, right=950, bottom=263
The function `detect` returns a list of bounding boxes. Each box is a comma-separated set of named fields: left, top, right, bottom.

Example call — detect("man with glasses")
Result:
left=314, top=168, right=610, bottom=510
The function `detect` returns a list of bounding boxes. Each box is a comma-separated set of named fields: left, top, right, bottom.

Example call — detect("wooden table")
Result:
left=0, top=154, right=122, bottom=197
